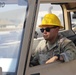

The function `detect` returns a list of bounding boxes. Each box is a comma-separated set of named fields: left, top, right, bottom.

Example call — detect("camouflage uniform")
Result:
left=31, top=34, right=76, bottom=65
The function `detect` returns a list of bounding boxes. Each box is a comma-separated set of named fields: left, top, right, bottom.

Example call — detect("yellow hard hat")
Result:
left=39, top=13, right=63, bottom=28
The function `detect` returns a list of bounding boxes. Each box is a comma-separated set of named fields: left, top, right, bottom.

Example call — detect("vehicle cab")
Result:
left=0, top=0, right=76, bottom=75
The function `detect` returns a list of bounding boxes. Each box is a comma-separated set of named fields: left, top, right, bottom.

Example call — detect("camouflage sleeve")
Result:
left=30, top=43, right=41, bottom=66
left=60, top=38, right=76, bottom=62
left=30, top=40, right=46, bottom=66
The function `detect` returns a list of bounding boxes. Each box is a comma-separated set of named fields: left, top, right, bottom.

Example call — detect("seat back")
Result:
left=59, top=30, right=76, bottom=45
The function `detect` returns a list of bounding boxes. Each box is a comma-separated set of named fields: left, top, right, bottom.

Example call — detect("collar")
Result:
left=46, top=34, right=63, bottom=50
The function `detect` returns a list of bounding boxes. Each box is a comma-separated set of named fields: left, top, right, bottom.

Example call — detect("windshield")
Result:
left=0, top=1, right=27, bottom=75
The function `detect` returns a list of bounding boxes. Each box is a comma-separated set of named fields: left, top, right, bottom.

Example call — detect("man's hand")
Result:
left=45, top=56, right=58, bottom=64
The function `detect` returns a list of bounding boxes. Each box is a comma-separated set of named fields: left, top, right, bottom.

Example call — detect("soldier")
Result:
left=30, top=13, right=76, bottom=66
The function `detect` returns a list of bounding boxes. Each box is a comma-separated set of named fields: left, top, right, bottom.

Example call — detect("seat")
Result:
left=59, top=30, right=76, bottom=45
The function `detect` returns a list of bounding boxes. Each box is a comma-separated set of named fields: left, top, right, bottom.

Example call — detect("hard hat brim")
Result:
left=39, top=24, right=63, bottom=28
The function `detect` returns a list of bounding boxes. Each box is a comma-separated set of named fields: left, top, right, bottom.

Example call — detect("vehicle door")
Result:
left=24, top=0, right=76, bottom=75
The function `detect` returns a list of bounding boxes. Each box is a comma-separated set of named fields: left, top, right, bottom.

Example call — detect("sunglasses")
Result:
left=40, top=27, right=57, bottom=33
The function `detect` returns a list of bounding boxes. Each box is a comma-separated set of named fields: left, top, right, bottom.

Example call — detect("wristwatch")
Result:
left=54, top=54, right=60, bottom=60
left=54, top=54, right=64, bottom=62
